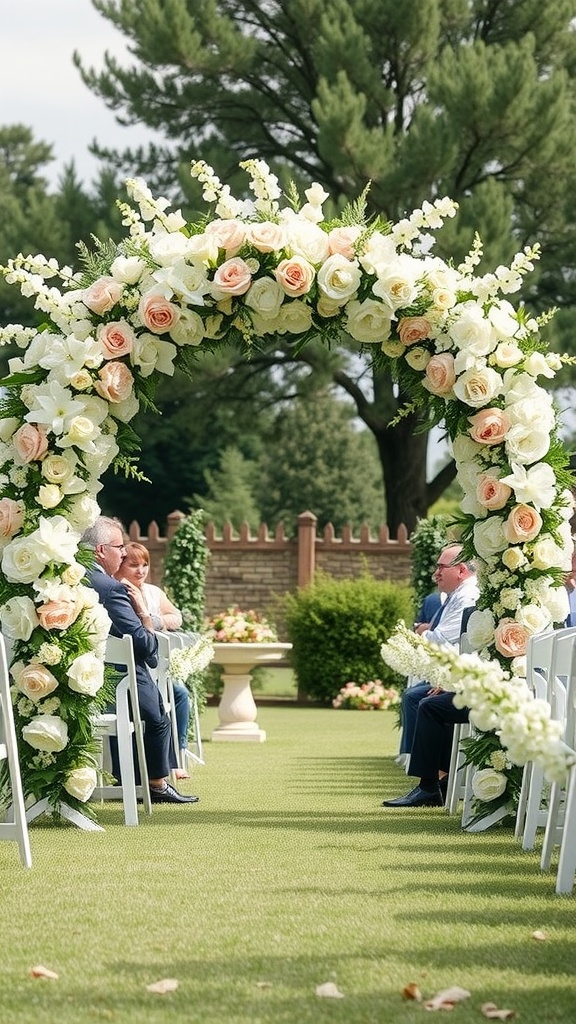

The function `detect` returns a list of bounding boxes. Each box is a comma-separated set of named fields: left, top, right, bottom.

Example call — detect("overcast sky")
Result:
left=0, top=0, right=158, bottom=186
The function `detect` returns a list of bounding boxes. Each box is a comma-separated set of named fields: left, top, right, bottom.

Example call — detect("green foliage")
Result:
left=193, top=446, right=261, bottom=531
left=163, top=510, right=209, bottom=631
left=409, top=515, right=451, bottom=608
left=284, top=573, right=414, bottom=702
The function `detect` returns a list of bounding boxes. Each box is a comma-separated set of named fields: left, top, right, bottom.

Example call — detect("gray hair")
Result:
left=81, top=516, right=125, bottom=549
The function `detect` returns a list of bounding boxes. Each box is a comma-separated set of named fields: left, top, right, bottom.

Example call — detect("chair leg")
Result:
left=522, top=763, right=545, bottom=851
left=556, top=767, right=576, bottom=894
left=540, top=780, right=565, bottom=872
left=514, top=762, right=532, bottom=840
left=116, top=696, right=139, bottom=827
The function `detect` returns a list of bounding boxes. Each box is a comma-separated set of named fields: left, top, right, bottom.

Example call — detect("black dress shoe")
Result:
left=150, top=784, right=199, bottom=804
left=382, top=785, right=442, bottom=807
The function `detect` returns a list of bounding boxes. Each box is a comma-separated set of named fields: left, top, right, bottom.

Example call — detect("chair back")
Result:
left=0, top=634, right=32, bottom=866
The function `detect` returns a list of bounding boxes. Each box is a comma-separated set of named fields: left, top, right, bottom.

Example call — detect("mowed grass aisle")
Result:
left=1, top=707, right=575, bottom=1024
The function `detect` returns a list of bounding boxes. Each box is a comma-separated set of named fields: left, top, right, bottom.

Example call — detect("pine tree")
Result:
left=76, top=0, right=576, bottom=530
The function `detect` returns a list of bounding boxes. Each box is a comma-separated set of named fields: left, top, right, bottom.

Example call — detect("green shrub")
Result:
left=284, top=574, right=414, bottom=703
left=410, top=514, right=450, bottom=608
left=163, top=509, right=209, bottom=630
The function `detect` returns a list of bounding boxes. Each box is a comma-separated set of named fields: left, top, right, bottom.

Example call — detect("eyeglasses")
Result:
left=103, top=543, right=126, bottom=552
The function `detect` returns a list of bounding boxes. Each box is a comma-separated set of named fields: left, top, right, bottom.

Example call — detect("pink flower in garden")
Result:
left=139, top=293, right=180, bottom=335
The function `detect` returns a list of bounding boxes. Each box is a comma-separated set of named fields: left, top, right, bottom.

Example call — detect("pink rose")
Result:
left=97, top=320, right=136, bottom=359
left=83, top=276, right=122, bottom=315
left=245, top=221, right=286, bottom=253
left=494, top=619, right=530, bottom=658
left=502, top=503, right=543, bottom=544
left=328, top=226, right=362, bottom=259
left=138, top=293, right=180, bottom=335
left=205, top=219, right=246, bottom=255
left=94, top=361, right=134, bottom=403
left=275, top=256, right=315, bottom=296
left=397, top=316, right=431, bottom=346
left=37, top=599, right=80, bottom=631
left=14, top=663, right=59, bottom=702
left=0, top=497, right=25, bottom=540
left=423, top=353, right=456, bottom=395
left=476, top=475, right=512, bottom=511
left=211, top=257, right=252, bottom=297
left=469, top=408, right=510, bottom=446
left=13, top=423, right=48, bottom=463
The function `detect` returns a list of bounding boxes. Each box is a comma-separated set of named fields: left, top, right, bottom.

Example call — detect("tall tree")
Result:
left=70, top=2, right=576, bottom=528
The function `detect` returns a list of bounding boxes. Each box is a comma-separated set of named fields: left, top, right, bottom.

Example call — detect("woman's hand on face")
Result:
left=119, top=577, right=148, bottom=616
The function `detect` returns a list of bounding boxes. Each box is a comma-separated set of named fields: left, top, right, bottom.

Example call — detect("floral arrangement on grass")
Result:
left=380, top=622, right=576, bottom=788
left=168, top=634, right=215, bottom=716
left=332, top=680, right=400, bottom=711
left=460, top=730, right=523, bottom=826
left=1, top=155, right=574, bottom=818
left=205, top=606, right=278, bottom=643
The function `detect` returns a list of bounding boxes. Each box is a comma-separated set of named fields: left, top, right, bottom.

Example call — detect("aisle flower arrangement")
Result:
left=168, top=634, right=215, bottom=716
left=1, top=156, right=574, bottom=817
left=205, top=606, right=278, bottom=643
left=332, top=680, right=400, bottom=711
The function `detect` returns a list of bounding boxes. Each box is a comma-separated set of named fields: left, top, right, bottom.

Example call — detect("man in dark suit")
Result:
left=82, top=516, right=198, bottom=805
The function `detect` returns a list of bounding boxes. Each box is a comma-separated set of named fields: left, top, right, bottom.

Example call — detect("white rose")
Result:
left=453, top=366, right=503, bottom=407
left=66, top=494, right=101, bottom=533
left=501, top=547, right=526, bottom=571
left=67, top=653, right=104, bottom=696
left=505, top=423, right=550, bottom=465
left=131, top=333, right=177, bottom=378
left=61, top=562, right=87, bottom=587
left=317, top=253, right=362, bottom=304
left=345, top=298, right=392, bottom=344
left=493, top=341, right=523, bottom=368
left=0, top=595, right=39, bottom=640
left=63, top=766, right=98, bottom=802
left=277, top=301, right=313, bottom=335
left=169, top=309, right=205, bottom=346
left=404, top=347, right=431, bottom=371
left=488, top=300, right=519, bottom=339
left=516, top=603, right=551, bottom=635
left=524, top=351, right=557, bottom=379
left=0, top=417, right=19, bottom=441
left=147, top=231, right=194, bottom=266
left=506, top=394, right=555, bottom=432
left=502, top=369, right=540, bottom=403
left=42, top=453, right=75, bottom=487
left=452, top=434, right=481, bottom=462
left=473, top=516, right=508, bottom=559
left=22, top=714, right=68, bottom=753
left=110, top=255, right=146, bottom=284
left=450, top=300, right=497, bottom=356
left=2, top=534, right=49, bottom=583
left=358, top=231, right=397, bottom=276
left=36, top=484, right=62, bottom=510
left=465, top=608, right=495, bottom=650
left=245, top=277, right=284, bottom=319
left=472, top=768, right=507, bottom=802
left=372, top=253, right=420, bottom=311
left=286, top=220, right=330, bottom=264
left=531, top=535, right=567, bottom=571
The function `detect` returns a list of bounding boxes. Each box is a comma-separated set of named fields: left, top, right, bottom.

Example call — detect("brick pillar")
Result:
left=167, top=509, right=186, bottom=541
left=296, top=511, right=317, bottom=702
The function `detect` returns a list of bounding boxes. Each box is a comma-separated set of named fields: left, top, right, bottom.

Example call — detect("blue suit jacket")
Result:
left=87, top=568, right=158, bottom=685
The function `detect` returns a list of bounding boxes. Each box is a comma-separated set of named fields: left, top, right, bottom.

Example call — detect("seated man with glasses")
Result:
left=81, top=515, right=198, bottom=805
left=392, top=544, right=478, bottom=796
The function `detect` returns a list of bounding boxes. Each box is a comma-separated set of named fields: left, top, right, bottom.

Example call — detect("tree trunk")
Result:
left=375, top=417, right=429, bottom=535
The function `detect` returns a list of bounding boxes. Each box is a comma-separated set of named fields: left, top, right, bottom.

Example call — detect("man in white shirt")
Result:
left=396, top=544, right=479, bottom=763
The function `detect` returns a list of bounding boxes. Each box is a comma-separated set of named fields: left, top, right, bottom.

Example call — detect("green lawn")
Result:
left=1, top=708, right=574, bottom=1024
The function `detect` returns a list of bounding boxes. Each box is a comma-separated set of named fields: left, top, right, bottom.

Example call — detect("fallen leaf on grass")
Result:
left=423, top=986, right=471, bottom=1011
left=402, top=982, right=423, bottom=1001
left=481, top=1001, right=517, bottom=1020
left=29, top=965, right=58, bottom=980
left=256, top=981, right=272, bottom=989
left=531, top=930, right=547, bottom=941
left=315, top=981, right=345, bottom=998
left=145, top=978, right=179, bottom=994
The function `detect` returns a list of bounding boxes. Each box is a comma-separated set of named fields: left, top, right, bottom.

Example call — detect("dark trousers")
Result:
left=408, top=691, right=470, bottom=782
left=110, top=677, right=176, bottom=783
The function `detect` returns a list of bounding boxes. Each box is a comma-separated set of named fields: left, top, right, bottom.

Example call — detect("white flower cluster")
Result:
left=168, top=636, right=215, bottom=685
left=381, top=623, right=575, bottom=784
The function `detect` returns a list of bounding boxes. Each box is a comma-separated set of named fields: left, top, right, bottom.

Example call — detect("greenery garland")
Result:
left=162, top=510, right=209, bottom=631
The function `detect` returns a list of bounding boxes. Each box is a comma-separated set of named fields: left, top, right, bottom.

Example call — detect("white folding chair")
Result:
left=92, top=634, right=152, bottom=825
left=555, top=759, right=576, bottom=894
left=173, top=630, right=205, bottom=767
left=150, top=631, right=181, bottom=780
left=0, top=634, right=32, bottom=867
left=518, top=629, right=558, bottom=850
left=540, top=631, right=576, bottom=879
left=445, top=632, right=473, bottom=819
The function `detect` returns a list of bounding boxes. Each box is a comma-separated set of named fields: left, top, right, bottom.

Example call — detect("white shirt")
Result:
left=422, top=575, right=479, bottom=649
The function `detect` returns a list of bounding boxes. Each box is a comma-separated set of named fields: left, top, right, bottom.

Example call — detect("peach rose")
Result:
left=468, top=408, right=511, bottom=445
left=211, top=257, right=252, bottom=297
left=14, top=663, right=60, bottom=702
left=328, top=225, right=362, bottom=259
left=245, top=221, right=286, bottom=253
left=502, top=503, right=543, bottom=544
left=275, top=256, right=315, bottom=296
left=423, top=353, right=456, bottom=395
left=12, top=423, right=48, bottom=463
left=0, top=497, right=25, bottom=540
left=205, top=219, right=246, bottom=255
left=82, top=276, right=122, bottom=315
left=94, top=361, right=134, bottom=403
left=138, top=293, right=180, bottom=335
left=397, top=316, right=431, bottom=346
left=476, top=474, right=512, bottom=511
left=37, top=599, right=80, bottom=631
left=97, top=320, right=136, bottom=359
left=494, top=619, right=530, bottom=658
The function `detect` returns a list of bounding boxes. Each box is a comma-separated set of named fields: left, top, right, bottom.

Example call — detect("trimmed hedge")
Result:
left=284, top=574, right=414, bottom=703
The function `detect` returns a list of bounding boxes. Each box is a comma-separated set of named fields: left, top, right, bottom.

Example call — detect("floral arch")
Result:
left=0, top=159, right=575, bottom=816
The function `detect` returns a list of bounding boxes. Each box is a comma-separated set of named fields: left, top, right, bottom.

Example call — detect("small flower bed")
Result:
left=332, top=680, right=400, bottom=711
left=205, top=606, right=278, bottom=643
